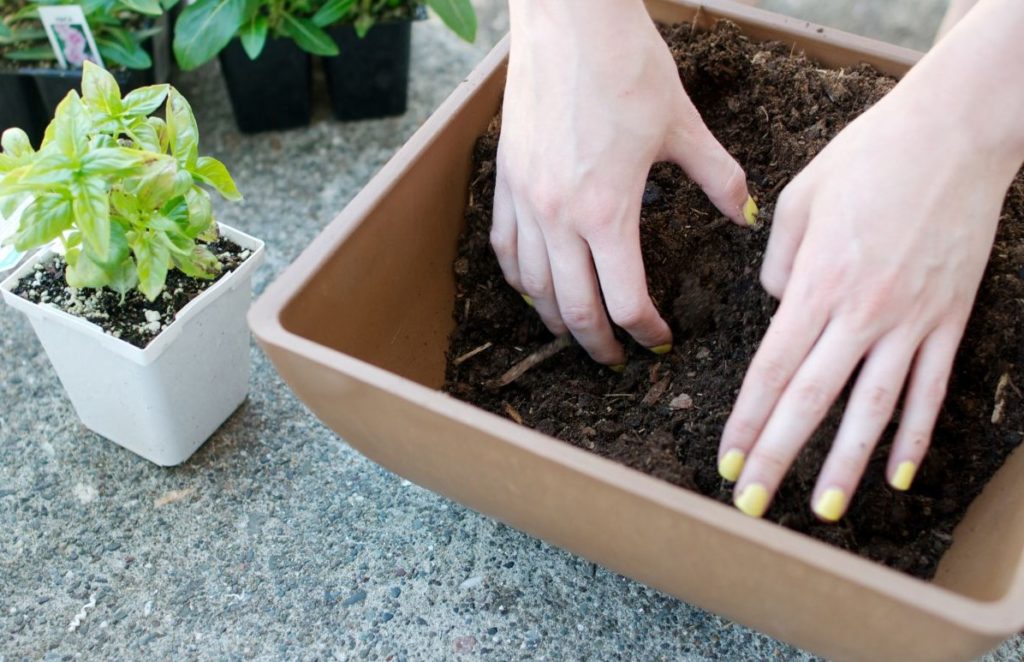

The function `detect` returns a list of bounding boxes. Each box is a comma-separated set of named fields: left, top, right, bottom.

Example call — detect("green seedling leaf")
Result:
left=194, top=156, right=241, bottom=201
left=354, top=13, right=373, bottom=38
left=185, top=187, right=213, bottom=238
left=13, top=194, right=73, bottom=250
left=425, top=0, right=476, bottom=42
left=53, top=92, right=90, bottom=160
left=173, top=0, right=250, bottom=71
left=119, top=0, right=164, bottom=16
left=312, top=0, right=354, bottom=28
left=281, top=14, right=339, bottom=56
left=3, top=46, right=58, bottom=61
left=80, top=147, right=144, bottom=176
left=132, top=230, right=171, bottom=301
left=165, top=88, right=199, bottom=169
left=240, top=14, right=268, bottom=60
left=81, top=61, right=123, bottom=116
left=1, top=128, right=34, bottom=160
left=122, top=84, right=170, bottom=116
left=72, top=178, right=111, bottom=259
left=96, top=33, right=153, bottom=70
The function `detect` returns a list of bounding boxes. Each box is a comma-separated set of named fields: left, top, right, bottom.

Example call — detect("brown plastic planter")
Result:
left=249, top=1, right=1024, bottom=659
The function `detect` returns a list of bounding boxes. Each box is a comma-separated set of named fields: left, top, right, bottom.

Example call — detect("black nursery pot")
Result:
left=219, top=38, right=311, bottom=133
left=0, top=71, right=45, bottom=146
left=21, top=65, right=152, bottom=119
left=324, top=20, right=412, bottom=121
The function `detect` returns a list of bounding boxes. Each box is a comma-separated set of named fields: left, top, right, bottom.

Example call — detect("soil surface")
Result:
left=444, top=21, right=1024, bottom=580
left=12, top=237, right=250, bottom=349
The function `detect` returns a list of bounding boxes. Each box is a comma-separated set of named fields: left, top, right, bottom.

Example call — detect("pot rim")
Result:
left=1, top=222, right=265, bottom=367
left=248, top=0, right=1024, bottom=637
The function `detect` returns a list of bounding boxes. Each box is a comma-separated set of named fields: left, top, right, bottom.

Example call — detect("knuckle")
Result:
left=794, top=380, right=832, bottom=417
left=749, top=444, right=791, bottom=476
left=559, top=302, right=601, bottom=331
left=863, top=385, right=896, bottom=418
left=724, top=416, right=761, bottom=446
left=752, top=357, right=791, bottom=391
left=529, top=185, right=565, bottom=220
left=519, top=271, right=551, bottom=298
left=607, top=299, right=653, bottom=330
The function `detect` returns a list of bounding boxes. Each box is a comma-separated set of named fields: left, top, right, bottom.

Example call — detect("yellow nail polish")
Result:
left=813, top=488, right=847, bottom=522
left=743, top=196, right=759, bottom=226
left=734, top=484, right=768, bottom=518
left=891, top=461, right=917, bottom=491
left=609, top=363, right=626, bottom=374
left=522, top=294, right=534, bottom=307
left=718, top=449, right=745, bottom=482
left=649, top=343, right=672, bottom=355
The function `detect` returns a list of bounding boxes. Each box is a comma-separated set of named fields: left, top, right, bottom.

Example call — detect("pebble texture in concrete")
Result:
left=2, top=3, right=1022, bottom=660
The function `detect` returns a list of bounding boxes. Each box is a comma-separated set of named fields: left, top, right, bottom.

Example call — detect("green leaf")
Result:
left=354, top=13, right=373, bottom=38
left=4, top=46, right=58, bottom=61
left=122, top=84, right=170, bottom=116
left=132, top=155, right=179, bottom=209
left=281, top=14, right=339, bottom=56
left=132, top=230, right=171, bottom=300
left=119, top=0, right=164, bottom=16
left=54, top=92, right=90, bottom=160
left=239, top=14, right=267, bottom=60
left=185, top=187, right=213, bottom=237
left=193, top=156, right=241, bottom=201
left=0, top=21, right=12, bottom=40
left=65, top=246, right=110, bottom=290
left=130, top=120, right=161, bottom=152
left=72, top=178, right=111, bottom=260
left=13, top=195, right=73, bottom=250
left=1, top=128, right=34, bottom=159
left=171, top=243, right=220, bottom=279
left=173, top=0, right=250, bottom=71
left=96, top=33, right=152, bottom=70
left=80, top=147, right=143, bottom=175
left=80, top=61, right=123, bottom=117
left=312, top=0, right=354, bottom=28
left=425, top=0, right=476, bottom=42
left=165, top=88, right=199, bottom=169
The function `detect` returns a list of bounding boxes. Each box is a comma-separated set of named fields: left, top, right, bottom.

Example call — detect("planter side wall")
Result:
left=253, top=1, right=1023, bottom=659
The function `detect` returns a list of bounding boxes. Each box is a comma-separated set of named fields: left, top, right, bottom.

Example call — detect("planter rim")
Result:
left=2, top=222, right=265, bottom=367
left=248, top=0, right=1024, bottom=638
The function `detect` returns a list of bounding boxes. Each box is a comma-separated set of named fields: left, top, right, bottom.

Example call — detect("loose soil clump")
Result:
left=13, top=237, right=250, bottom=348
left=444, top=20, right=1024, bottom=580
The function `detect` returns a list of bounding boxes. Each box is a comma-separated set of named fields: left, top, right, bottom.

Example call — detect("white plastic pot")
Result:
left=0, top=224, right=265, bottom=465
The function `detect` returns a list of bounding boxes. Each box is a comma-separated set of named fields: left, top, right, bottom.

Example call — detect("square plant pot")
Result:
left=2, top=224, right=265, bottom=466
left=247, top=1, right=1024, bottom=659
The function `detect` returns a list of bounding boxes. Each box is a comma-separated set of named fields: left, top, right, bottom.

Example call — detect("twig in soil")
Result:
left=697, top=217, right=730, bottom=236
left=991, top=372, right=1013, bottom=424
left=504, top=403, right=524, bottom=424
left=454, top=341, right=493, bottom=366
left=642, top=376, right=672, bottom=406
left=604, top=393, right=636, bottom=399
left=486, top=335, right=573, bottom=389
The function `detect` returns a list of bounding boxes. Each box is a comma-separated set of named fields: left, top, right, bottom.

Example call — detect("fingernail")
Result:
left=890, top=461, right=917, bottom=491
left=609, top=363, right=626, bottom=374
left=649, top=343, right=672, bottom=355
left=813, top=488, right=847, bottom=522
left=522, top=294, right=534, bottom=307
left=734, top=483, right=768, bottom=518
left=743, top=196, right=759, bottom=226
left=718, top=449, right=745, bottom=482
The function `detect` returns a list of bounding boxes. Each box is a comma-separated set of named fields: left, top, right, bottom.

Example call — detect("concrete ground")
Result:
left=1, top=1, right=1021, bottom=660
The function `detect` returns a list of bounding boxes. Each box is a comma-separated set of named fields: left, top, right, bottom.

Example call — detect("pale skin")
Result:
left=495, top=0, right=1024, bottom=521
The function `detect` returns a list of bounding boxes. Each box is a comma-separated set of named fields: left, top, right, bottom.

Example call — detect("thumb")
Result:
left=662, top=95, right=756, bottom=227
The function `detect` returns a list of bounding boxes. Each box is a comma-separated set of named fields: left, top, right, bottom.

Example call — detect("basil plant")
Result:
left=173, top=0, right=475, bottom=71
left=0, top=61, right=242, bottom=302
left=0, top=0, right=179, bottom=70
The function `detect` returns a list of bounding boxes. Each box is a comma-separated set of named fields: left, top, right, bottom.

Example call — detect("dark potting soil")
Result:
left=443, top=20, right=1024, bottom=580
left=12, top=238, right=251, bottom=349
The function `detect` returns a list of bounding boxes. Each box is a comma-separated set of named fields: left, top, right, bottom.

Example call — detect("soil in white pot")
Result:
left=12, top=237, right=251, bottom=348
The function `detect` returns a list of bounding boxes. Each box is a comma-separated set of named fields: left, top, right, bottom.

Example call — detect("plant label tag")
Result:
left=38, top=5, right=104, bottom=70
left=0, top=199, right=32, bottom=273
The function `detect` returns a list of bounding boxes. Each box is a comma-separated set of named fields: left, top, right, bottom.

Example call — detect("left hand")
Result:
left=717, top=73, right=1022, bottom=522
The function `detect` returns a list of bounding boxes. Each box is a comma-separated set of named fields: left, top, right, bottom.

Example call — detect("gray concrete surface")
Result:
left=2, top=2, right=1022, bottom=660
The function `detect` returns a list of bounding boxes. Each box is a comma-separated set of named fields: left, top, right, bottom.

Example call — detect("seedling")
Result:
left=0, top=61, right=242, bottom=301
left=0, top=0, right=178, bottom=69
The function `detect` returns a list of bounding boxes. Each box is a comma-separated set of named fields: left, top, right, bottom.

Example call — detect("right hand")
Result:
left=494, top=0, right=755, bottom=366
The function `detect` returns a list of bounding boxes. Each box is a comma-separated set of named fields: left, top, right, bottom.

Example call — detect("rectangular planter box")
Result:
left=248, top=1, right=1024, bottom=659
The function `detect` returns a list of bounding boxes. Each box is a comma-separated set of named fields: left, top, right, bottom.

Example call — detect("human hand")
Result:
left=718, top=51, right=1024, bottom=521
left=494, top=0, right=755, bottom=366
